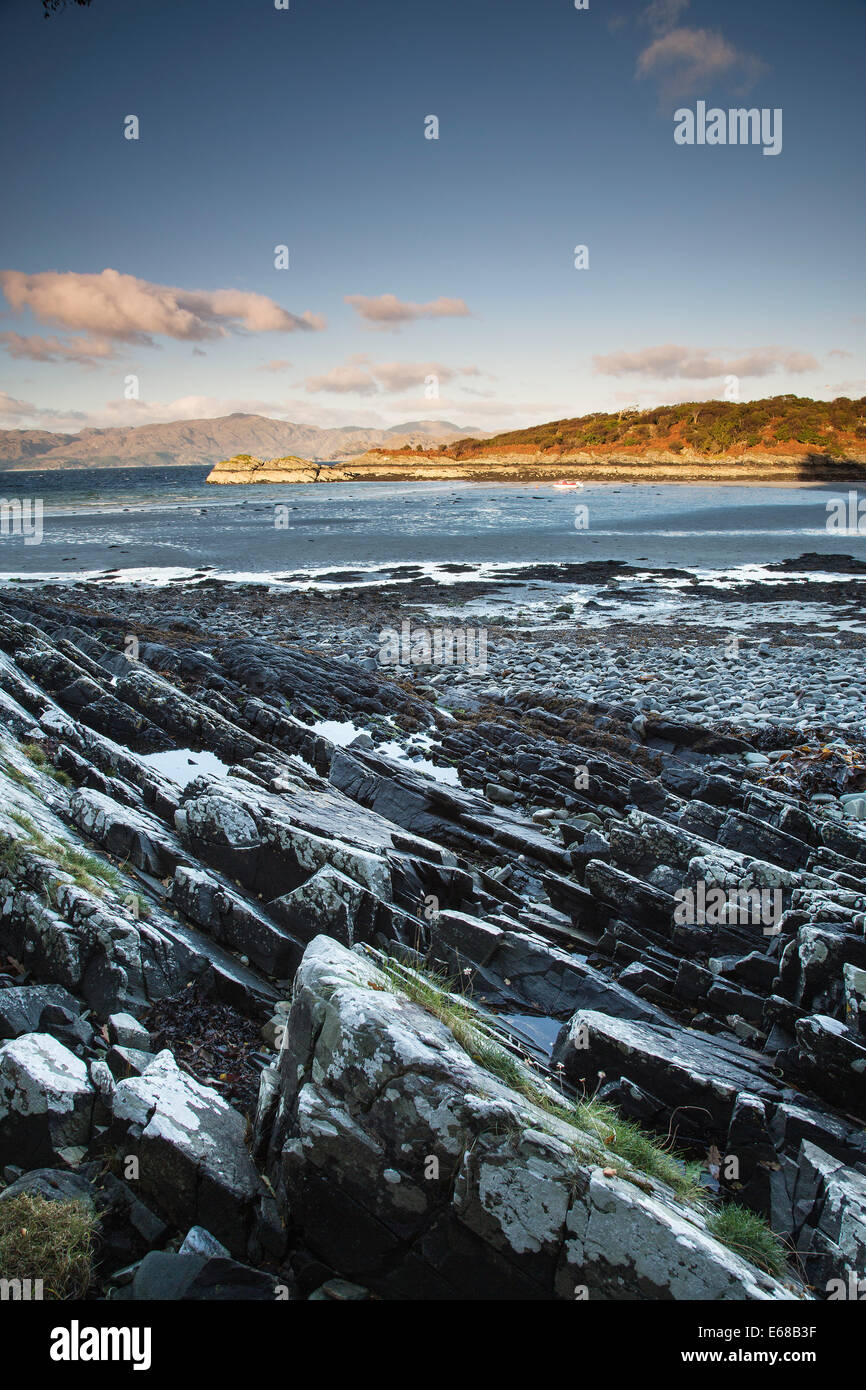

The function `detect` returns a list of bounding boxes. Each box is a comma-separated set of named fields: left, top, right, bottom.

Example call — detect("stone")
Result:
left=0, top=1163, right=168, bottom=1268
left=843, top=962, right=866, bottom=1035
left=554, top=1009, right=781, bottom=1138
left=123, top=1250, right=275, bottom=1301
left=268, top=865, right=383, bottom=950
left=0, top=985, right=83, bottom=1040
left=178, top=1225, right=231, bottom=1259
left=69, top=788, right=184, bottom=876
left=486, top=783, right=518, bottom=806
left=793, top=1141, right=866, bottom=1294
left=794, top=1014, right=866, bottom=1108
left=253, top=936, right=795, bottom=1300
left=110, top=1049, right=261, bottom=1257
left=309, top=1277, right=372, bottom=1300
left=107, top=1045, right=157, bottom=1080
left=0, top=1034, right=93, bottom=1169
left=107, top=1012, right=151, bottom=1051
left=172, top=864, right=303, bottom=976
left=584, top=860, right=675, bottom=934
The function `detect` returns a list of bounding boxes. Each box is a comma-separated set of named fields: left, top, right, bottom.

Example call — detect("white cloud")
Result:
left=0, top=331, right=118, bottom=366
left=0, top=269, right=326, bottom=355
left=641, top=0, right=691, bottom=33
left=0, top=385, right=568, bottom=437
left=0, top=391, right=87, bottom=427
left=593, top=343, right=819, bottom=380
left=636, top=26, right=766, bottom=101
left=304, top=356, right=482, bottom=395
left=344, top=293, right=470, bottom=329
left=825, top=379, right=866, bottom=396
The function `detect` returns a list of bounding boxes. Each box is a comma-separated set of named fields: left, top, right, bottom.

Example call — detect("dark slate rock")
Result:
left=554, top=1009, right=783, bottom=1137
left=125, top=1251, right=276, bottom=1300
left=0, top=985, right=83, bottom=1041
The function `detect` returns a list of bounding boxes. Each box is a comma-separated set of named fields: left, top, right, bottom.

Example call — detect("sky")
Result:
left=0, top=0, right=864, bottom=436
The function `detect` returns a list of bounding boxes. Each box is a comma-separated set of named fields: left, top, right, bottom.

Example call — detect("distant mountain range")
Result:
left=0, top=413, right=487, bottom=470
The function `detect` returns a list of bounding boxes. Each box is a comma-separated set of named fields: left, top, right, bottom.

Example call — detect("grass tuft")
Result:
left=0, top=1193, right=96, bottom=1299
left=706, top=1203, right=788, bottom=1277
left=1, top=756, right=37, bottom=790
left=574, top=1097, right=701, bottom=1201
left=19, top=742, right=73, bottom=788
left=6, top=811, right=123, bottom=897
left=0, top=834, right=28, bottom=876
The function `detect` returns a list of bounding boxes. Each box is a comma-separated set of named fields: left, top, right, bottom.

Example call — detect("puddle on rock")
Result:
left=140, top=747, right=231, bottom=787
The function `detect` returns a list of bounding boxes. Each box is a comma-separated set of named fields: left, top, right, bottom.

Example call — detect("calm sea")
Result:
left=0, top=465, right=862, bottom=580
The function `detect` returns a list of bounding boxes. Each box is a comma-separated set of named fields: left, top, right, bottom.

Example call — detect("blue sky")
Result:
left=0, top=0, right=863, bottom=435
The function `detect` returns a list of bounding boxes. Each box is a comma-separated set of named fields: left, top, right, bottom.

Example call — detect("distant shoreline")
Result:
left=206, top=451, right=866, bottom=486
left=2, top=455, right=865, bottom=490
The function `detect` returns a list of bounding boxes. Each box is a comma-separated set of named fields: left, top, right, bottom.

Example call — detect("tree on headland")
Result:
left=42, top=0, right=92, bottom=16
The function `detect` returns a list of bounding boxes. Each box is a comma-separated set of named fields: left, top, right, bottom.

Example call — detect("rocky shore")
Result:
left=1, top=567, right=865, bottom=1301
left=206, top=448, right=866, bottom=485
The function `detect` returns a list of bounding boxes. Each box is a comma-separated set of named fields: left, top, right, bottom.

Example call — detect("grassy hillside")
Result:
left=385, top=395, right=866, bottom=460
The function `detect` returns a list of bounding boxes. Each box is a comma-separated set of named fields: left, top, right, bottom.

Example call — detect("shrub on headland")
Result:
left=404, top=395, right=866, bottom=460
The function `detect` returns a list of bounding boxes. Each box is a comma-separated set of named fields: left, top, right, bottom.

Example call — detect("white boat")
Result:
left=552, top=480, right=583, bottom=489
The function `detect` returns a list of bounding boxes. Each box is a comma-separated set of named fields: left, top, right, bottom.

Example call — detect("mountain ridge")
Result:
left=0, top=412, right=486, bottom=470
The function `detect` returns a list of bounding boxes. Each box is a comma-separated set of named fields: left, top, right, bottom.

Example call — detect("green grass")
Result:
left=19, top=742, right=73, bottom=788
left=375, top=954, right=705, bottom=1205
left=20, top=741, right=51, bottom=771
left=707, top=1203, right=788, bottom=1278
left=2, top=743, right=73, bottom=790
left=1, top=756, right=37, bottom=790
left=574, top=1097, right=704, bottom=1201
left=0, top=1193, right=96, bottom=1299
left=0, top=834, right=28, bottom=876
left=6, top=811, right=123, bottom=898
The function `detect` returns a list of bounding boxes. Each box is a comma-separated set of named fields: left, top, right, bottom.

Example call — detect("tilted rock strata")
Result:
left=252, top=936, right=795, bottom=1300
left=0, top=585, right=864, bottom=1296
